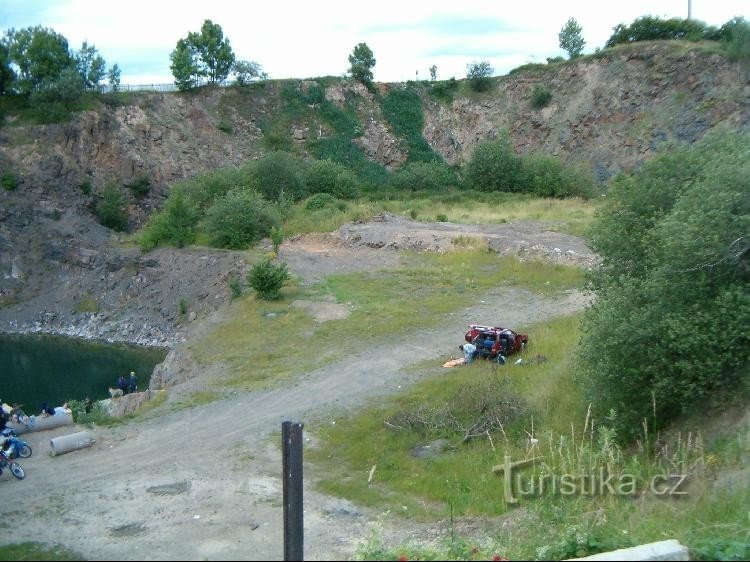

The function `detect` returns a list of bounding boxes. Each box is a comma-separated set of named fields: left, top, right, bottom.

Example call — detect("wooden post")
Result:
left=282, top=421, right=304, bottom=561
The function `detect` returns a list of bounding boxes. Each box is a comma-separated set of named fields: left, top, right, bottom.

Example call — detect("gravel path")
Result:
left=0, top=219, right=594, bottom=560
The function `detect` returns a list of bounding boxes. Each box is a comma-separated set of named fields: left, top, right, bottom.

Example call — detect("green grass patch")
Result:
left=72, top=298, right=99, bottom=315
left=282, top=191, right=599, bottom=238
left=0, top=542, right=84, bottom=561
left=168, top=390, right=224, bottom=411
left=312, top=309, right=749, bottom=560
left=309, top=314, right=584, bottom=518
left=189, top=252, right=584, bottom=390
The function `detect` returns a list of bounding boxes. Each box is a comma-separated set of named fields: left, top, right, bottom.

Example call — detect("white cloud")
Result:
left=2, top=0, right=747, bottom=85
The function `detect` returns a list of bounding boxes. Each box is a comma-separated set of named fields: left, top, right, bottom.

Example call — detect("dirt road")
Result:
left=0, top=218, right=593, bottom=560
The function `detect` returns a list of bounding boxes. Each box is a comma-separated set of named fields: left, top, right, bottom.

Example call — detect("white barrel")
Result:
left=8, top=412, right=74, bottom=435
left=49, top=431, right=95, bottom=456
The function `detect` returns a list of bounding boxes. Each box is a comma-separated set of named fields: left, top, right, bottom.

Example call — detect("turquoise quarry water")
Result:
left=0, top=334, right=168, bottom=411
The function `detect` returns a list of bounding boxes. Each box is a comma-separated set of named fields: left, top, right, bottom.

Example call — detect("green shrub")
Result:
left=466, top=61, right=494, bottom=92
left=464, top=133, right=522, bottom=192
left=579, top=132, right=750, bottom=436
left=519, top=152, right=594, bottom=198
left=605, top=16, right=718, bottom=48
left=530, top=85, right=552, bottom=109
left=26, top=67, right=84, bottom=123
left=79, top=179, right=92, bottom=195
left=720, top=17, right=750, bottom=65
left=388, top=161, right=457, bottom=191
left=139, top=190, right=199, bottom=250
left=270, top=225, right=283, bottom=253
left=1, top=171, right=18, bottom=191
left=249, top=151, right=307, bottom=202
left=300, top=81, right=325, bottom=104
left=68, top=399, right=112, bottom=426
left=436, top=213, right=448, bottom=222
left=217, top=120, right=233, bottom=134
left=178, top=166, right=253, bottom=211
left=690, top=539, right=750, bottom=561
left=228, top=277, right=243, bottom=300
left=203, top=188, right=281, bottom=249
left=262, top=130, right=293, bottom=151
left=429, top=77, right=459, bottom=101
left=94, top=183, right=128, bottom=231
left=124, top=175, right=150, bottom=197
left=305, top=192, right=337, bottom=210
left=305, top=159, right=359, bottom=199
left=178, top=298, right=188, bottom=316
left=247, top=258, right=289, bottom=300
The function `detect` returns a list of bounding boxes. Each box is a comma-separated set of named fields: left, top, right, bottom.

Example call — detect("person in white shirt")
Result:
left=459, top=343, right=477, bottom=365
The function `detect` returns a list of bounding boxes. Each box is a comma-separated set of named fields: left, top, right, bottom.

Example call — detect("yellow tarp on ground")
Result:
left=442, top=358, right=465, bottom=368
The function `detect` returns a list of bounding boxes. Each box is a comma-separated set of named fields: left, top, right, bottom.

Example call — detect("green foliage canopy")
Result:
left=248, top=258, right=290, bottom=300
left=388, top=162, right=457, bottom=191
left=579, top=132, right=750, bottom=436
left=305, top=159, right=359, bottom=199
left=94, top=183, right=128, bottom=231
left=76, top=41, right=106, bottom=91
left=170, top=38, right=200, bottom=90
left=0, top=43, right=15, bottom=95
left=530, top=84, right=552, bottom=108
left=3, top=26, right=74, bottom=94
left=720, top=16, right=750, bottom=71
left=466, top=60, right=493, bottom=92
left=465, top=133, right=594, bottom=198
left=189, top=20, right=235, bottom=84
left=250, top=151, right=307, bottom=202
left=605, top=16, right=718, bottom=48
left=170, top=20, right=235, bottom=90
left=232, top=60, right=267, bottom=85
left=108, top=63, right=121, bottom=91
left=559, top=18, right=585, bottom=59
left=204, top=188, right=281, bottom=249
left=139, top=190, right=199, bottom=250
left=348, top=42, right=375, bottom=84
left=464, top=134, right=521, bottom=191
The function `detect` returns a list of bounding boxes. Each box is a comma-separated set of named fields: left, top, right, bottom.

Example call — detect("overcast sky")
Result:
left=2, top=0, right=747, bottom=85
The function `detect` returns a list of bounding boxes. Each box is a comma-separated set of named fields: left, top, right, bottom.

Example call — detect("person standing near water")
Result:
left=117, top=374, right=128, bottom=395
left=129, top=371, right=137, bottom=394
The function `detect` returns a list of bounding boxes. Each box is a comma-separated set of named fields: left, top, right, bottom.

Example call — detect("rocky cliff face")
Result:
left=423, top=43, right=749, bottom=179
left=0, top=41, right=747, bottom=346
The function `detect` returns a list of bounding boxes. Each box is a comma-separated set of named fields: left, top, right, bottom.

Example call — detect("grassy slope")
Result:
left=310, top=318, right=750, bottom=560
left=189, top=248, right=584, bottom=390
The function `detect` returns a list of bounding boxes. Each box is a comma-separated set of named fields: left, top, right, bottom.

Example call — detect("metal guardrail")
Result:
left=99, top=79, right=237, bottom=94
left=103, top=83, right=180, bottom=93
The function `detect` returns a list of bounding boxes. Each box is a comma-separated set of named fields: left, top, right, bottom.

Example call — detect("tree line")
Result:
left=1, top=26, right=120, bottom=97
left=2, top=13, right=747, bottom=101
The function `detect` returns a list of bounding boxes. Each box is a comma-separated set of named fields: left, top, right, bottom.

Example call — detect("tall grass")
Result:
left=283, top=192, right=599, bottom=237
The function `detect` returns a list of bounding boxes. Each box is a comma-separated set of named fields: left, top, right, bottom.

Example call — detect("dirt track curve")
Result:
left=0, top=217, right=594, bottom=561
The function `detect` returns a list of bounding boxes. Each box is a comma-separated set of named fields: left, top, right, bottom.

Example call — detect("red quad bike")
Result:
left=464, top=324, right=529, bottom=365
